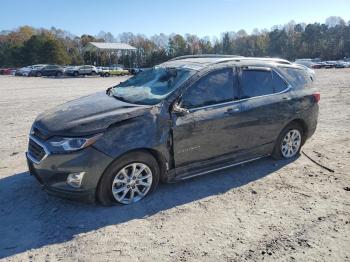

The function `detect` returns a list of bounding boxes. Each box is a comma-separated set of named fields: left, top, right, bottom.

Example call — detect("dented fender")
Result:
left=93, top=103, right=174, bottom=168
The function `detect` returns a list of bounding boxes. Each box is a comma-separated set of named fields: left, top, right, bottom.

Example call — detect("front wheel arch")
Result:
left=96, top=149, right=162, bottom=205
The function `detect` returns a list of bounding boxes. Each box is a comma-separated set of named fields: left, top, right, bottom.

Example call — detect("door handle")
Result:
left=282, top=97, right=291, bottom=101
left=225, top=106, right=240, bottom=114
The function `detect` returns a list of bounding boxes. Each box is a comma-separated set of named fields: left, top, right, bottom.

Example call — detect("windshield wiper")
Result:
left=106, top=87, right=113, bottom=96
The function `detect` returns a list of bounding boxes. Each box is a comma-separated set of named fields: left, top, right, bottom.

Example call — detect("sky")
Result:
left=1, top=0, right=349, bottom=38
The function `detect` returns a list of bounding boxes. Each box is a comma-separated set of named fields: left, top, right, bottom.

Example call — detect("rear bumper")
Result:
left=26, top=145, right=113, bottom=203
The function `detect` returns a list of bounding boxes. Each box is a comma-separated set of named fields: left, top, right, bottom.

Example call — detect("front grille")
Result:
left=28, top=138, right=46, bottom=162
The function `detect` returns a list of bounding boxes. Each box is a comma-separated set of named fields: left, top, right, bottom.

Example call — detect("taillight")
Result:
left=313, top=92, right=320, bottom=103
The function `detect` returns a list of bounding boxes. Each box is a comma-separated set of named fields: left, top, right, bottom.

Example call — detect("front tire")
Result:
left=97, top=151, right=160, bottom=206
left=271, top=123, right=304, bottom=160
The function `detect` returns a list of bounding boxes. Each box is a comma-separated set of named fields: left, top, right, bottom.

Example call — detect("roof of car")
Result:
left=160, top=55, right=301, bottom=71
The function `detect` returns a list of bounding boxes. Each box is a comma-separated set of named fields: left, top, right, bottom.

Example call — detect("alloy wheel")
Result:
left=280, top=129, right=301, bottom=158
left=111, top=163, right=153, bottom=204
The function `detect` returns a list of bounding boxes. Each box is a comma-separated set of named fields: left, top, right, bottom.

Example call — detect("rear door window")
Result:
left=181, top=68, right=237, bottom=109
left=239, top=69, right=274, bottom=99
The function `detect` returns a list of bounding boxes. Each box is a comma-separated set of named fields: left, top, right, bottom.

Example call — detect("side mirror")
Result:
left=172, top=103, right=189, bottom=116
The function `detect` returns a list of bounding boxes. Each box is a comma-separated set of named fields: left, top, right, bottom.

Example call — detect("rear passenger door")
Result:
left=237, top=67, right=293, bottom=156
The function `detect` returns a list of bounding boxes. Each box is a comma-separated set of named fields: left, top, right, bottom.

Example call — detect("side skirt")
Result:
left=174, top=155, right=269, bottom=181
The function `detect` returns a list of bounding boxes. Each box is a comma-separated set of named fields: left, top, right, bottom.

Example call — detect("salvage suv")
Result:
left=26, top=55, right=319, bottom=205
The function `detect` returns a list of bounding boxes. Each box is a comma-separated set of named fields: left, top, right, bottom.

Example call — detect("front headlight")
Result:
left=48, top=133, right=102, bottom=153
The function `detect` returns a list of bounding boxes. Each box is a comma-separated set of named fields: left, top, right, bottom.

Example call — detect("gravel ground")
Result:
left=0, top=70, right=349, bottom=262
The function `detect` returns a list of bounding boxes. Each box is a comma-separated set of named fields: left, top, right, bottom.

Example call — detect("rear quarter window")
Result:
left=278, top=67, right=313, bottom=90
left=272, top=71, right=288, bottom=93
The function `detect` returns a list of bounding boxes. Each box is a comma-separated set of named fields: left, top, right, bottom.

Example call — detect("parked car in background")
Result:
left=0, top=68, right=17, bottom=75
left=15, top=66, right=32, bottom=76
left=64, top=65, right=98, bottom=76
left=325, top=61, right=337, bottom=68
left=342, top=61, right=350, bottom=68
left=334, top=61, right=349, bottom=68
left=128, top=67, right=145, bottom=75
left=98, top=66, right=129, bottom=77
left=28, top=64, right=48, bottom=76
left=26, top=55, right=319, bottom=205
left=34, top=65, right=64, bottom=77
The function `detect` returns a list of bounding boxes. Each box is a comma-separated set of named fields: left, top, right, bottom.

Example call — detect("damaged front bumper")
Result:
left=26, top=144, right=113, bottom=203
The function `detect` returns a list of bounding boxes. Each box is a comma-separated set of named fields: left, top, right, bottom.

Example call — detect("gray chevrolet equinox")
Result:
left=26, top=55, right=319, bottom=205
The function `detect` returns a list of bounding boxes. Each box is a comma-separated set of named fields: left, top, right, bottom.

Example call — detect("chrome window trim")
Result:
left=188, top=100, right=240, bottom=112
left=184, top=66, right=292, bottom=113
left=188, top=86, right=292, bottom=112
left=27, top=135, right=50, bottom=164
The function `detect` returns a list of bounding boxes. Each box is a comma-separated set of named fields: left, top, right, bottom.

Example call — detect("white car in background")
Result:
left=64, top=65, right=98, bottom=76
left=15, top=66, right=32, bottom=76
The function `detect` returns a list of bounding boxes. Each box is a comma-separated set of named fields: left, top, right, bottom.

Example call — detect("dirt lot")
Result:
left=0, top=70, right=349, bottom=262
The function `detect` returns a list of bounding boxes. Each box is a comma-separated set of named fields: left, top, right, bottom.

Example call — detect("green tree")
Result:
left=41, top=38, right=70, bottom=64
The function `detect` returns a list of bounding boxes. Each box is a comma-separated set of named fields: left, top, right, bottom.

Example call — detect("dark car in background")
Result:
left=28, top=64, right=48, bottom=76
left=26, top=55, right=319, bottom=205
left=33, top=65, right=64, bottom=77
left=128, top=67, right=145, bottom=75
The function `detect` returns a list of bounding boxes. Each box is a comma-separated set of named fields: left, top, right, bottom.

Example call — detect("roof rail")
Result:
left=169, top=54, right=243, bottom=61
left=239, top=57, right=292, bottom=65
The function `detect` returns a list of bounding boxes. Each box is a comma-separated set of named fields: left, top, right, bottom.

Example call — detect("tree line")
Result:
left=0, top=16, right=349, bottom=68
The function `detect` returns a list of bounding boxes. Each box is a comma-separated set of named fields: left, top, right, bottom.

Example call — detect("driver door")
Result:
left=171, top=67, right=244, bottom=169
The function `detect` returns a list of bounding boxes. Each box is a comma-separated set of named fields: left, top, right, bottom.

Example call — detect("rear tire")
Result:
left=56, top=71, right=62, bottom=77
left=271, top=123, right=304, bottom=160
left=97, top=151, right=160, bottom=206
left=104, top=72, right=110, bottom=77
left=36, top=72, right=42, bottom=77
left=73, top=71, right=79, bottom=77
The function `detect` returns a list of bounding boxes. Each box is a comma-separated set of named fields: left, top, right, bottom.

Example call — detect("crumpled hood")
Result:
left=34, top=91, right=152, bottom=138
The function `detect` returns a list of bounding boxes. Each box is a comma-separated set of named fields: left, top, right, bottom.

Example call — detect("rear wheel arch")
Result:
left=288, top=118, right=308, bottom=141
left=271, top=120, right=307, bottom=159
